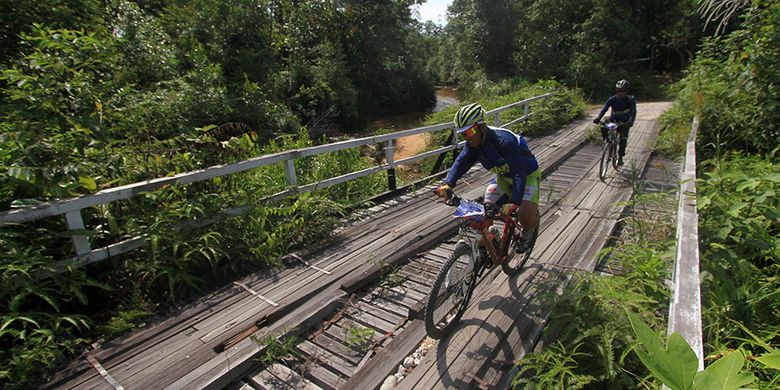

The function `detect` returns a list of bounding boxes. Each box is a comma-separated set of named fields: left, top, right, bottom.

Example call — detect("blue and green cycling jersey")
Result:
left=596, top=95, right=637, bottom=125
left=444, top=126, right=538, bottom=205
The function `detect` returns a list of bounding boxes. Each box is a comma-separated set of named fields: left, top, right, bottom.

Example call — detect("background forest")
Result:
left=0, top=0, right=777, bottom=388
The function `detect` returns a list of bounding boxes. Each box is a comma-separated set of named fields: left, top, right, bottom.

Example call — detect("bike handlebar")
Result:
left=432, top=187, right=461, bottom=206
left=433, top=188, right=514, bottom=223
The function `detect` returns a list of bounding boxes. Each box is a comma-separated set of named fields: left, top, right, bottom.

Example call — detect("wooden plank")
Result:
left=309, top=332, right=363, bottom=366
left=247, top=367, right=296, bottom=390
left=297, top=340, right=356, bottom=378
left=296, top=359, right=348, bottom=390
left=269, top=363, right=325, bottom=390
left=345, top=310, right=398, bottom=335
left=225, top=380, right=257, bottom=390
left=49, top=217, right=378, bottom=387
left=162, top=289, right=348, bottom=390
left=667, top=117, right=704, bottom=369
left=342, top=319, right=426, bottom=390
left=340, top=221, right=459, bottom=293
left=352, top=302, right=405, bottom=329
left=359, top=295, right=409, bottom=320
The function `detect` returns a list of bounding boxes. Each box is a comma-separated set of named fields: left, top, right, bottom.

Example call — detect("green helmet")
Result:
left=454, top=103, right=486, bottom=132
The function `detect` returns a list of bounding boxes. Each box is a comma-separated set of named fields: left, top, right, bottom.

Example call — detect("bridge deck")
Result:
left=47, top=103, right=671, bottom=390
left=401, top=102, right=670, bottom=389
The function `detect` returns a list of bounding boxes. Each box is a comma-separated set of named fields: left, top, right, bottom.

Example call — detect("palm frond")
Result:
left=698, top=0, right=750, bottom=35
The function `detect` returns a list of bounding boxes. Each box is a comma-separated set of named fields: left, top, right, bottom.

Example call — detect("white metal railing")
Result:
left=666, top=116, right=704, bottom=370
left=0, top=92, right=556, bottom=270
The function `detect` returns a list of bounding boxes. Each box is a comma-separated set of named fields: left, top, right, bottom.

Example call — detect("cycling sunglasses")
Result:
left=616, top=89, right=627, bottom=93
left=458, top=121, right=484, bottom=139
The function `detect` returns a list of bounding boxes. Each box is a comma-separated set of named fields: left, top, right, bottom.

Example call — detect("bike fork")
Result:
left=445, top=239, right=475, bottom=288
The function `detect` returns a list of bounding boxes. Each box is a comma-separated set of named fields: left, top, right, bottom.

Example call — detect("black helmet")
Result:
left=615, top=79, right=630, bottom=90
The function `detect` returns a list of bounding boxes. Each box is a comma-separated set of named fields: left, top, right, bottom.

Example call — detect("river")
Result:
left=365, top=86, right=460, bottom=159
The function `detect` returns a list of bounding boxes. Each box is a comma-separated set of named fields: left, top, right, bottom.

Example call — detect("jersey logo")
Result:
left=489, top=164, right=509, bottom=174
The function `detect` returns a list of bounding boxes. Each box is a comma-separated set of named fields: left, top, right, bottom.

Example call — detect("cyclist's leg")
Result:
left=484, top=177, right=505, bottom=206
left=517, top=170, right=541, bottom=231
left=618, top=123, right=630, bottom=157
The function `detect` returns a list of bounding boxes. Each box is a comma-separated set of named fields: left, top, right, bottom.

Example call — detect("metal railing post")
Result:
left=385, top=140, right=396, bottom=191
left=284, top=159, right=297, bottom=187
left=64, top=210, right=91, bottom=257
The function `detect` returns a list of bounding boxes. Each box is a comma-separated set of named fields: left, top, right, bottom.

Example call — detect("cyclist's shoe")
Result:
left=617, top=157, right=625, bottom=166
left=515, top=231, right=535, bottom=253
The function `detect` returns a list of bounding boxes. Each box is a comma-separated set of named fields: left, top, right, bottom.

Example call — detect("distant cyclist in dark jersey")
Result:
left=593, top=79, right=637, bottom=166
left=434, top=103, right=540, bottom=252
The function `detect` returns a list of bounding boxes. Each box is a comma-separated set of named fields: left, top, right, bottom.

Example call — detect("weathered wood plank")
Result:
left=161, top=289, right=348, bottom=390
left=297, top=340, right=356, bottom=378
left=343, top=319, right=426, bottom=390
left=309, top=332, right=363, bottom=366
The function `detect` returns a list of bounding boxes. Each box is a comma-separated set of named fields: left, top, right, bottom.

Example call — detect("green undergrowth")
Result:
left=0, top=75, right=584, bottom=387
left=512, top=140, right=779, bottom=390
left=512, top=187, right=677, bottom=389
left=0, top=128, right=382, bottom=387
left=696, top=152, right=780, bottom=389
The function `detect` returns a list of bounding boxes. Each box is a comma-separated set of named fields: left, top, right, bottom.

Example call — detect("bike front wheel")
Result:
left=501, top=210, right=540, bottom=276
left=424, top=241, right=479, bottom=339
left=611, top=135, right=621, bottom=169
left=599, top=142, right=610, bottom=181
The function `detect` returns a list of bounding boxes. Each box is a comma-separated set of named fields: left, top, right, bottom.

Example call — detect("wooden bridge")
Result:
left=35, top=101, right=705, bottom=390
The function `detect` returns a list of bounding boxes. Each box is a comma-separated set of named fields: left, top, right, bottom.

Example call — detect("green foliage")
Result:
left=512, top=341, right=596, bottom=389
left=627, top=310, right=701, bottom=390
left=514, top=188, right=675, bottom=388
left=628, top=310, right=766, bottom=390
left=0, top=228, right=105, bottom=386
left=344, top=324, right=375, bottom=349
left=661, top=7, right=780, bottom=386
left=0, top=26, right=121, bottom=204
left=694, top=351, right=756, bottom=390
left=0, top=0, right=104, bottom=64
left=696, top=153, right=780, bottom=387
left=253, top=331, right=301, bottom=366
left=657, top=101, right=694, bottom=158
left=432, top=0, right=701, bottom=96
left=666, top=0, right=780, bottom=157
left=96, top=309, right=153, bottom=339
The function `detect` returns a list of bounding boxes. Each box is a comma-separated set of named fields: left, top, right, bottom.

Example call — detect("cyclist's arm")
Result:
left=443, top=145, right=478, bottom=187
left=628, top=96, right=637, bottom=126
left=595, top=96, right=615, bottom=121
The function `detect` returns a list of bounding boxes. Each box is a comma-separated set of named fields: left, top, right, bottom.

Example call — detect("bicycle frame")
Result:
left=598, top=121, right=622, bottom=181
left=425, top=192, right=539, bottom=338
left=603, top=122, right=620, bottom=147
left=453, top=200, right=520, bottom=267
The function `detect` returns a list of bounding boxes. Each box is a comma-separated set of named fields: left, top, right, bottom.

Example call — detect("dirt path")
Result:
left=394, top=133, right=431, bottom=160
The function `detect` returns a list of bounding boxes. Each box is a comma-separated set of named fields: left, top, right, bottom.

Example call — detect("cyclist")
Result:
left=434, top=103, right=540, bottom=252
left=593, top=79, right=637, bottom=166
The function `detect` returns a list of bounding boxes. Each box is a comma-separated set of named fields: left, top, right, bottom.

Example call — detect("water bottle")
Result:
left=488, top=225, right=502, bottom=247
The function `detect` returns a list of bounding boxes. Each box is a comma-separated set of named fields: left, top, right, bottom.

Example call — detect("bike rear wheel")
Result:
left=425, top=241, right=479, bottom=339
left=599, top=142, right=610, bottom=181
left=501, top=210, right=540, bottom=276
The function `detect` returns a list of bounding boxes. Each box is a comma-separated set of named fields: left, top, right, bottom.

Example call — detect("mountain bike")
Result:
left=424, top=192, right=539, bottom=339
left=598, top=121, right=622, bottom=181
